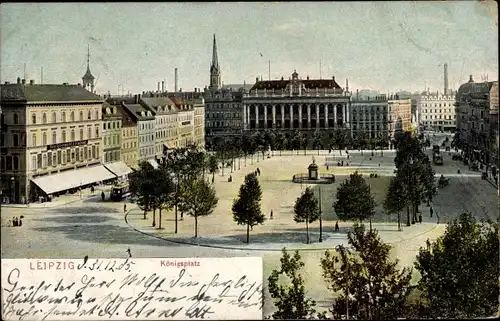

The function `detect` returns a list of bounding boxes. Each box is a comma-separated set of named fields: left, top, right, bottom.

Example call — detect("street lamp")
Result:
left=406, top=157, right=414, bottom=226
left=335, top=245, right=349, bottom=320
left=318, top=187, right=323, bottom=242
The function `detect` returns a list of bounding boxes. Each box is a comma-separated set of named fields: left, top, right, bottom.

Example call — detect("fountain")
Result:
left=292, top=156, right=336, bottom=184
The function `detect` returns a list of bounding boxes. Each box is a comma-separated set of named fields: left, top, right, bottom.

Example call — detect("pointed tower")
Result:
left=82, top=44, right=95, bottom=93
left=209, top=34, right=221, bottom=91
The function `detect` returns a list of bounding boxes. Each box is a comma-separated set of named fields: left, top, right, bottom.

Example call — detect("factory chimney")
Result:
left=444, top=63, right=448, bottom=95
left=174, top=68, right=178, bottom=93
left=161, top=81, right=165, bottom=93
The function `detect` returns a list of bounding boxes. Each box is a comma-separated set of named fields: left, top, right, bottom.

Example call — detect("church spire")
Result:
left=82, top=44, right=95, bottom=93
left=209, top=34, right=221, bottom=91
left=211, top=34, right=219, bottom=71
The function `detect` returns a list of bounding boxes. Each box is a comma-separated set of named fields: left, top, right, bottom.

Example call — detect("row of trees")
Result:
left=268, top=213, right=499, bottom=319
left=209, top=128, right=392, bottom=163
left=129, top=145, right=219, bottom=236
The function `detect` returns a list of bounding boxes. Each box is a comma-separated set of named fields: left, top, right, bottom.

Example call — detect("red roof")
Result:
left=250, top=78, right=342, bottom=91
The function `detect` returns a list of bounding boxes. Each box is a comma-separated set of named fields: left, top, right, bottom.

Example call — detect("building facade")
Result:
left=117, top=104, right=139, bottom=169
left=414, top=91, right=456, bottom=131
left=192, top=98, right=205, bottom=148
left=489, top=82, right=499, bottom=167
left=350, top=95, right=389, bottom=139
left=170, top=97, right=195, bottom=148
left=0, top=79, right=105, bottom=203
left=102, top=102, right=122, bottom=163
left=243, top=71, right=351, bottom=133
left=121, top=96, right=156, bottom=163
left=388, top=96, right=412, bottom=138
left=140, top=95, right=179, bottom=155
left=455, top=76, right=496, bottom=165
left=203, top=35, right=244, bottom=148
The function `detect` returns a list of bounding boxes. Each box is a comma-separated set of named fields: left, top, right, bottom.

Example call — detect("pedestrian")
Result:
left=419, top=214, right=422, bottom=224
left=91, top=186, right=95, bottom=194
left=126, top=248, right=132, bottom=258
left=335, top=221, right=339, bottom=231
left=341, top=160, right=344, bottom=166
left=270, top=210, right=273, bottom=220
left=18, top=217, right=22, bottom=227
left=326, top=165, right=329, bottom=170
left=124, top=203, right=127, bottom=213
left=13, top=217, right=18, bottom=227
left=101, top=191, right=105, bottom=201
left=430, top=206, right=434, bottom=218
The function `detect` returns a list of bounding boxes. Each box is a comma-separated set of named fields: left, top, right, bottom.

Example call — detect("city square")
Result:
left=2, top=133, right=497, bottom=317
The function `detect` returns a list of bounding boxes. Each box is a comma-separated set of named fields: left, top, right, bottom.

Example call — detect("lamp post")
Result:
left=406, top=157, right=414, bottom=226
left=318, top=187, right=323, bottom=242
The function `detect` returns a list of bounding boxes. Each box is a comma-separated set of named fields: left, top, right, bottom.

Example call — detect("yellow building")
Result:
left=388, top=96, right=412, bottom=139
left=0, top=79, right=114, bottom=203
left=193, top=98, right=205, bottom=148
left=117, top=102, right=139, bottom=169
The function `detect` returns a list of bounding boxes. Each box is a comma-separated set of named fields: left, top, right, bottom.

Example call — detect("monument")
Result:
left=292, top=156, right=335, bottom=184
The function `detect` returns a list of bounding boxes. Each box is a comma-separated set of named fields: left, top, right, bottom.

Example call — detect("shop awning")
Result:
left=147, top=159, right=159, bottom=169
left=104, top=161, right=133, bottom=177
left=31, top=165, right=116, bottom=195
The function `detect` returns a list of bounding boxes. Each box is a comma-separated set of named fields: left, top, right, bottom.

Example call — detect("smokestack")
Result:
left=174, top=68, right=178, bottom=93
left=157, top=82, right=160, bottom=92
left=161, top=81, right=165, bottom=92
left=444, top=63, right=448, bottom=95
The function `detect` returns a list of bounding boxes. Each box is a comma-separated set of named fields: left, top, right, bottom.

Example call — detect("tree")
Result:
left=333, top=171, right=376, bottom=223
left=383, top=175, right=406, bottom=231
left=275, top=131, right=285, bottom=156
left=415, top=213, right=499, bottom=318
left=291, top=130, right=302, bottom=155
left=321, top=224, right=413, bottom=320
left=182, top=178, right=218, bottom=238
left=268, top=248, right=319, bottom=319
left=332, top=128, right=347, bottom=154
left=312, top=130, right=323, bottom=155
left=153, top=168, right=176, bottom=229
left=129, top=161, right=156, bottom=220
left=232, top=172, right=265, bottom=243
left=293, top=187, right=320, bottom=244
left=207, top=154, right=218, bottom=183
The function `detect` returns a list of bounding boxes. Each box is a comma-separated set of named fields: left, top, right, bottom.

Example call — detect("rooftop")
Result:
left=1, top=83, right=102, bottom=102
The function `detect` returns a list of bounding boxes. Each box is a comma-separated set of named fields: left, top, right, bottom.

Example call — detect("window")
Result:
left=53, top=153, right=56, bottom=166
left=95, top=110, right=99, bottom=120
left=88, top=111, right=91, bottom=120
left=37, top=154, right=42, bottom=168
left=62, top=112, right=66, bottom=122
left=70, top=111, right=75, bottom=122
left=88, top=127, right=91, bottom=139
left=103, top=123, right=106, bottom=130
left=92, top=145, right=96, bottom=159
left=52, top=131, right=56, bottom=144
left=57, top=150, right=61, bottom=165
left=48, top=151, right=52, bottom=167
left=32, top=155, right=37, bottom=170
left=76, top=147, right=80, bottom=161
left=42, top=154, right=47, bottom=168
left=13, top=113, right=19, bottom=124
left=95, top=126, right=99, bottom=137
left=80, top=128, right=84, bottom=140
left=79, top=111, right=84, bottom=121
left=42, top=132, right=47, bottom=146
left=71, top=130, right=75, bottom=141
left=13, top=156, right=19, bottom=170
left=66, top=150, right=71, bottom=163
left=84, top=146, right=88, bottom=160
left=32, top=133, right=36, bottom=147
left=52, top=112, right=57, bottom=123
left=62, top=130, right=66, bottom=143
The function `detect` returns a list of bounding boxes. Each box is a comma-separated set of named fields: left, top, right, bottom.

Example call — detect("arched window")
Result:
left=42, top=132, right=47, bottom=145
left=80, top=128, right=84, bottom=140
left=32, top=133, right=37, bottom=147
left=95, top=110, right=99, bottom=120
left=52, top=131, right=57, bottom=144
left=13, top=134, right=19, bottom=146
left=52, top=112, right=56, bottom=123
left=32, top=113, right=37, bottom=124
left=13, top=113, right=19, bottom=124
left=61, top=112, right=66, bottom=122
left=71, top=129, right=75, bottom=141
left=62, top=130, right=66, bottom=143
left=87, top=111, right=91, bottom=120
left=79, top=111, right=84, bottom=121
left=95, top=126, right=99, bottom=137
left=88, top=127, right=91, bottom=139
left=70, top=111, right=75, bottom=122
left=42, top=113, right=47, bottom=124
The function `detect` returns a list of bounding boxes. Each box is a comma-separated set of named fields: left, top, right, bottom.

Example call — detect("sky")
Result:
left=1, top=1, right=498, bottom=95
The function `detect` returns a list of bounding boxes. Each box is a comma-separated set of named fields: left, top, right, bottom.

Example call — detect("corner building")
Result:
left=0, top=79, right=110, bottom=203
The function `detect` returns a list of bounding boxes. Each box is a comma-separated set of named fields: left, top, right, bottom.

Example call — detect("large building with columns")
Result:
left=243, top=71, right=351, bottom=132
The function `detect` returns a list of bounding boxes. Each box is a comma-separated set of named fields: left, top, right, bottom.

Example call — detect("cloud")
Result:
left=274, top=21, right=316, bottom=32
